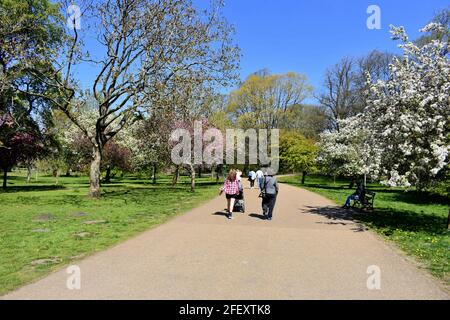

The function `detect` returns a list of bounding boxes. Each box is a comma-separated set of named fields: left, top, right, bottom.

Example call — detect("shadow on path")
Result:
left=249, top=213, right=266, bottom=220
left=303, top=205, right=368, bottom=232
left=213, top=211, right=228, bottom=217
left=304, top=205, right=354, bottom=221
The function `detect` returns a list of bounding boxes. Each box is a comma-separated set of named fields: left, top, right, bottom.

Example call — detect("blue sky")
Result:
left=76, top=0, right=449, bottom=103
left=221, top=0, right=449, bottom=101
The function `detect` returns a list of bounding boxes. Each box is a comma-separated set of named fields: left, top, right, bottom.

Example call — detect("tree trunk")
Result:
left=447, top=210, right=450, bottom=230
left=152, top=163, right=157, bottom=184
left=301, top=171, right=307, bottom=184
left=2, top=167, right=7, bottom=189
left=89, top=146, right=102, bottom=198
left=172, top=165, right=179, bottom=186
left=216, top=164, right=222, bottom=183
left=190, top=164, right=196, bottom=192
left=349, top=177, right=355, bottom=189
left=27, top=165, right=32, bottom=183
left=55, top=169, right=60, bottom=185
left=104, top=165, right=111, bottom=183
left=198, top=166, right=202, bottom=179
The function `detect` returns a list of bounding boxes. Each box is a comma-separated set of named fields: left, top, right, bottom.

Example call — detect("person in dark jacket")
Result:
left=343, top=182, right=366, bottom=208
left=261, top=169, right=279, bottom=221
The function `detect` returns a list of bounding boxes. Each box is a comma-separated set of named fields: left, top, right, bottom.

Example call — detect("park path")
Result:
left=2, top=182, right=448, bottom=300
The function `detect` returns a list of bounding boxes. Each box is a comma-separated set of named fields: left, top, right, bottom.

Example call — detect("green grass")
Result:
left=0, top=171, right=220, bottom=295
left=279, top=175, right=450, bottom=285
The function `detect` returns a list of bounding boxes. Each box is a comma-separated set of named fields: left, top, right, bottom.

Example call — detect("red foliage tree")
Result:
left=0, top=132, right=46, bottom=188
left=102, top=141, right=132, bottom=183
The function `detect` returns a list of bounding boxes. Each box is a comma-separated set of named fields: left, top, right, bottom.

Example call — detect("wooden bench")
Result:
left=352, top=191, right=376, bottom=211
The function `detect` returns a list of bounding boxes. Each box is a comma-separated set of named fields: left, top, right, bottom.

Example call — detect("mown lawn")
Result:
left=0, top=172, right=220, bottom=295
left=279, top=175, right=450, bottom=285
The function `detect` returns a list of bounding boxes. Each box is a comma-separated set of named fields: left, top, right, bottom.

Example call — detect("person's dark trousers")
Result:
left=250, top=179, right=255, bottom=188
left=262, top=194, right=277, bottom=219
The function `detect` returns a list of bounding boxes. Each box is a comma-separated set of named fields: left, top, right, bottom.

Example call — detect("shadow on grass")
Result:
left=301, top=182, right=409, bottom=194
left=301, top=181, right=450, bottom=205
left=300, top=183, right=350, bottom=191
left=118, top=180, right=221, bottom=187
left=103, top=185, right=200, bottom=196
left=100, top=184, right=217, bottom=205
left=391, top=191, right=449, bottom=206
left=12, top=193, right=88, bottom=206
left=357, top=208, right=449, bottom=236
left=0, top=185, right=66, bottom=193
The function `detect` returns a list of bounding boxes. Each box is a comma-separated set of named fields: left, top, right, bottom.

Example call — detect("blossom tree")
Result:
left=102, top=141, right=132, bottom=183
left=364, top=23, right=449, bottom=188
left=117, top=111, right=173, bottom=184
left=169, top=118, right=217, bottom=192
left=22, top=0, right=239, bottom=198
left=317, top=115, right=382, bottom=186
left=318, top=23, right=449, bottom=189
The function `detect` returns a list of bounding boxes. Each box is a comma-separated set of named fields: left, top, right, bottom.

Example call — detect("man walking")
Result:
left=261, top=169, right=279, bottom=221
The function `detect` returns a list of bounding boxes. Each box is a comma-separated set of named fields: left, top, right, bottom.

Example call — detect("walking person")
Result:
left=248, top=170, right=256, bottom=189
left=236, top=170, right=242, bottom=182
left=219, top=169, right=241, bottom=220
left=260, top=169, right=279, bottom=221
left=256, top=169, right=264, bottom=190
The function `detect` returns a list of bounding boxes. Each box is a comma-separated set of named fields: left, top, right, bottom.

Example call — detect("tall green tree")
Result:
left=280, top=104, right=328, bottom=140
left=280, top=131, right=318, bottom=184
left=0, top=0, right=65, bottom=188
left=228, top=71, right=313, bottom=130
left=0, top=0, right=65, bottom=96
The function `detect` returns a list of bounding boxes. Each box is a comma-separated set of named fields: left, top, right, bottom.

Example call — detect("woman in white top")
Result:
left=236, top=170, right=242, bottom=182
left=255, top=169, right=264, bottom=190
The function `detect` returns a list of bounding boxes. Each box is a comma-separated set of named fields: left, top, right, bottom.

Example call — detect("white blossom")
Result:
left=363, top=24, right=449, bottom=187
left=319, top=23, right=449, bottom=188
